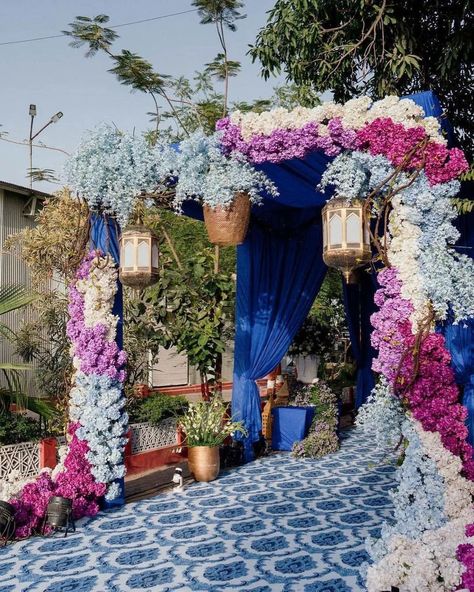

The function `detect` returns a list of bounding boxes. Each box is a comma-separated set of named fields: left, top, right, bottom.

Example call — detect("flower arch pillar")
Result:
left=89, top=214, right=126, bottom=508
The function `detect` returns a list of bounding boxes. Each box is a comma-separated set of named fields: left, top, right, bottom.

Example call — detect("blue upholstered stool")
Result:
left=271, top=406, right=315, bottom=451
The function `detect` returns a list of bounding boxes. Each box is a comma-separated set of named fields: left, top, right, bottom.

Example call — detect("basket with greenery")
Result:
left=179, top=396, right=247, bottom=447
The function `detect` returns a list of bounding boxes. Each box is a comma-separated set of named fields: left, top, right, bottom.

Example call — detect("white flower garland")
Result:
left=229, top=96, right=444, bottom=143
left=366, top=421, right=474, bottom=592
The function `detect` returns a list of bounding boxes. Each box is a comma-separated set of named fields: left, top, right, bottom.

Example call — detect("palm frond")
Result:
left=0, top=286, right=36, bottom=316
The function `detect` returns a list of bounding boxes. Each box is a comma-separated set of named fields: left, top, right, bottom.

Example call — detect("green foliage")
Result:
left=289, top=269, right=346, bottom=359
left=0, top=285, right=37, bottom=412
left=127, top=233, right=235, bottom=386
left=205, top=53, right=241, bottom=81
left=62, top=14, right=118, bottom=57
left=0, top=411, right=44, bottom=445
left=452, top=197, right=474, bottom=214
left=192, top=0, right=245, bottom=31
left=5, top=189, right=90, bottom=285
left=250, top=0, right=474, bottom=159
left=271, top=83, right=321, bottom=110
left=127, top=393, right=189, bottom=425
left=27, top=168, right=59, bottom=184
left=14, top=294, right=72, bottom=423
left=179, top=396, right=246, bottom=446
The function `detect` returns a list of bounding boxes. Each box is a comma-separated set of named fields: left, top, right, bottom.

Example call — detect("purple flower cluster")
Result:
left=216, top=117, right=357, bottom=164
left=66, top=255, right=127, bottom=381
left=370, top=268, right=414, bottom=382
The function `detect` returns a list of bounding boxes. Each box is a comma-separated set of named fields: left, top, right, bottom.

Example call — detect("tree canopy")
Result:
left=250, top=0, right=474, bottom=159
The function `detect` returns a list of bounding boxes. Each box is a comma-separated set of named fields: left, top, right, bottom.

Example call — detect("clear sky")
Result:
left=0, top=0, right=281, bottom=193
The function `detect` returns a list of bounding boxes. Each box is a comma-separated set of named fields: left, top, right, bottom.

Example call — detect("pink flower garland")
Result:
left=371, top=268, right=474, bottom=590
left=11, top=424, right=105, bottom=538
left=354, top=118, right=468, bottom=185
left=371, top=268, right=474, bottom=478
left=217, top=116, right=468, bottom=185
left=9, top=249, right=125, bottom=538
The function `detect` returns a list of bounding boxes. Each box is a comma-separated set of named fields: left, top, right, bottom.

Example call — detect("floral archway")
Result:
left=8, top=92, right=474, bottom=590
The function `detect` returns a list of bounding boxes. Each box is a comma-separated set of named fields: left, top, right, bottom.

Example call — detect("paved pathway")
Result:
left=0, top=428, right=396, bottom=592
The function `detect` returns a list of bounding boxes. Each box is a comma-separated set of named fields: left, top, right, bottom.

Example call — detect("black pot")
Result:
left=0, top=501, right=15, bottom=540
left=46, top=496, right=72, bottom=528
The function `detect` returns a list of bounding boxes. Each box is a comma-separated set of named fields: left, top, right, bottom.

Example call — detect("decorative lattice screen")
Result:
left=130, top=418, right=178, bottom=454
left=0, top=440, right=40, bottom=479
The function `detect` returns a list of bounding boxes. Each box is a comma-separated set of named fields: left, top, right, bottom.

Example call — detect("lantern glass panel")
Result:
left=329, top=213, right=343, bottom=246
left=137, top=240, right=149, bottom=268
left=346, top=212, right=361, bottom=244
left=152, top=242, right=159, bottom=268
left=123, top=239, right=135, bottom=268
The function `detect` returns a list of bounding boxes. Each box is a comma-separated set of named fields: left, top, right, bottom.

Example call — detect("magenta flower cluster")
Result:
left=11, top=424, right=106, bottom=538
left=217, top=116, right=468, bottom=185
left=371, top=267, right=474, bottom=588
left=371, top=268, right=474, bottom=479
left=354, top=118, right=468, bottom=185
left=458, top=530, right=474, bottom=591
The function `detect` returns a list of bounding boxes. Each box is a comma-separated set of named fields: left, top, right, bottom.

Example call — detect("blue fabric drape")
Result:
left=232, top=221, right=327, bottom=460
left=438, top=208, right=474, bottom=446
left=90, top=215, right=125, bottom=507
left=343, top=272, right=377, bottom=408
left=440, top=318, right=474, bottom=447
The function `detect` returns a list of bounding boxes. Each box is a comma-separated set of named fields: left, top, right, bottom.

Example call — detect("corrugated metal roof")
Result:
left=0, top=180, right=51, bottom=199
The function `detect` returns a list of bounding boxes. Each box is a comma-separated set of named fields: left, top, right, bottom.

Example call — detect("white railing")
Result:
left=129, top=418, right=178, bottom=454
left=0, top=440, right=40, bottom=480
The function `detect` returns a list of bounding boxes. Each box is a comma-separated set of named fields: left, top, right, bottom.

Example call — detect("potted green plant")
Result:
left=179, top=397, right=247, bottom=482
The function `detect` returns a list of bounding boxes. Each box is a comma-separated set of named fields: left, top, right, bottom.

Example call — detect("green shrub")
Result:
left=128, top=393, right=189, bottom=425
left=0, top=412, right=43, bottom=445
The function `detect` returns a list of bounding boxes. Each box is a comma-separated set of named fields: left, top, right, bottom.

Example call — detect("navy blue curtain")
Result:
left=440, top=317, right=474, bottom=447
left=438, top=208, right=474, bottom=446
left=232, top=219, right=327, bottom=460
left=342, top=272, right=377, bottom=408
left=90, top=214, right=125, bottom=507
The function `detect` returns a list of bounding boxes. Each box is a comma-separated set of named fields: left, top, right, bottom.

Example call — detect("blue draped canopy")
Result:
left=179, top=90, right=474, bottom=459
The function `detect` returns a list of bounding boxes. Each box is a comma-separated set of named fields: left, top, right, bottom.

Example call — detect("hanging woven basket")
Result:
left=203, top=192, right=251, bottom=246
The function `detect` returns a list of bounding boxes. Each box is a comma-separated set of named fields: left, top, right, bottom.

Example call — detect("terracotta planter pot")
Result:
left=203, top=192, right=251, bottom=246
left=187, top=446, right=220, bottom=482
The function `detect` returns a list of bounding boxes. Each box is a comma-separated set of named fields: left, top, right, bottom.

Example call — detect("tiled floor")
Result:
left=0, top=428, right=397, bottom=592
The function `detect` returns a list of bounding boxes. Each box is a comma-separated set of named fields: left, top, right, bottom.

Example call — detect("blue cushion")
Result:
left=271, top=406, right=315, bottom=451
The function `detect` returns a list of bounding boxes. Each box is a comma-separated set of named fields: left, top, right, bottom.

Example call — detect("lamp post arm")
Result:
left=30, top=119, right=53, bottom=142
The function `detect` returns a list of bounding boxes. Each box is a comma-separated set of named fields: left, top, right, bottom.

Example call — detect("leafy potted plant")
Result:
left=179, top=396, right=247, bottom=482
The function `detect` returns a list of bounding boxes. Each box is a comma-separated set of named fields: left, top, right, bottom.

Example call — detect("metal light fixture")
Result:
left=43, top=496, right=75, bottom=537
left=50, top=111, right=63, bottom=123
left=28, top=104, right=63, bottom=190
left=322, top=197, right=371, bottom=283
left=119, top=224, right=159, bottom=289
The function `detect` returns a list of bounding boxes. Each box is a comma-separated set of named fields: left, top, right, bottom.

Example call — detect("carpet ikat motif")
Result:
left=0, top=428, right=397, bottom=592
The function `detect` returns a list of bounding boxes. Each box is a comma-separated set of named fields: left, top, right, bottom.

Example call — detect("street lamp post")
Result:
left=28, top=104, right=63, bottom=189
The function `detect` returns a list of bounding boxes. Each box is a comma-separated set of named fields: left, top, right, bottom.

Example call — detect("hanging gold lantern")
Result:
left=119, top=224, right=159, bottom=288
left=322, top=197, right=371, bottom=283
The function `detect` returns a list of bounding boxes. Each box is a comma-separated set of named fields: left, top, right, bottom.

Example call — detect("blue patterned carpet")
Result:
left=0, top=428, right=396, bottom=592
